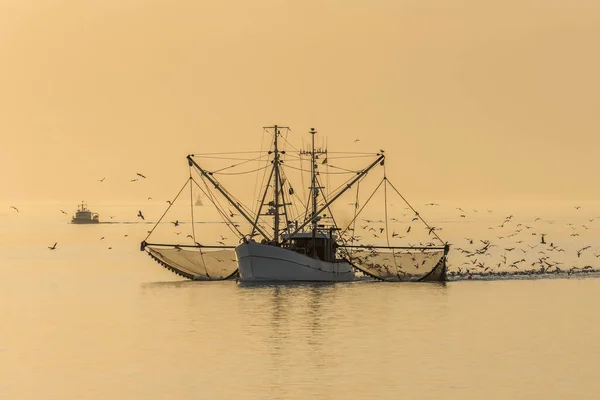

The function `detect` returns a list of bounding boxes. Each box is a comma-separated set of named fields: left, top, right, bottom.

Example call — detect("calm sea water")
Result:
left=1, top=203, right=599, bottom=399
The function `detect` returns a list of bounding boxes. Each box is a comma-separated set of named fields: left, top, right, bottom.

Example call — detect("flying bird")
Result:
left=60, top=209, right=67, bottom=215
left=10, top=206, right=19, bottom=212
left=172, top=220, right=179, bottom=227
left=48, top=242, right=57, bottom=250
left=137, top=173, right=147, bottom=178
left=577, top=246, right=591, bottom=258
left=137, top=210, right=145, bottom=220
left=99, top=177, right=105, bottom=182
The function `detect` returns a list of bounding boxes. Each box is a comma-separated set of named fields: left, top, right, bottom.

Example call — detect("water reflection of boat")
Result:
left=71, top=202, right=99, bottom=224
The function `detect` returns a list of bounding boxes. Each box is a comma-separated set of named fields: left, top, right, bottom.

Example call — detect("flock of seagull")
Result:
left=339, top=203, right=599, bottom=280
left=7, top=178, right=600, bottom=281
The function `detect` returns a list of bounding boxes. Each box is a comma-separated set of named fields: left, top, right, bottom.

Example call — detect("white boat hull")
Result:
left=235, top=241, right=354, bottom=282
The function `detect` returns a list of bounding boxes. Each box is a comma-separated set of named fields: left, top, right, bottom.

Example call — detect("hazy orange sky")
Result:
left=2, top=0, right=599, bottom=205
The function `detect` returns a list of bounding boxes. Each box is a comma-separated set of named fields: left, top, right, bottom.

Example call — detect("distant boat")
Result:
left=71, top=202, right=99, bottom=224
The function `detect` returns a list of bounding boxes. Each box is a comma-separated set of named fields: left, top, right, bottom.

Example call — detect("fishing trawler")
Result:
left=141, top=125, right=448, bottom=282
left=71, top=202, right=99, bottom=224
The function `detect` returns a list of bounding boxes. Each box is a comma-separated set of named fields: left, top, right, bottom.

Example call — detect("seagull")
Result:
left=574, top=206, right=581, bottom=210
left=217, top=241, right=226, bottom=246
left=137, top=173, right=147, bottom=178
left=166, top=200, right=172, bottom=205
left=425, top=203, right=439, bottom=206
left=100, top=237, right=105, bottom=240
left=407, top=226, right=411, bottom=233
left=186, top=234, right=193, bottom=239
left=577, top=246, right=591, bottom=258
left=228, top=209, right=237, bottom=218
left=172, top=220, right=179, bottom=227
left=354, top=139, right=360, bottom=143
left=48, top=242, right=57, bottom=250
left=137, top=210, right=145, bottom=220
left=10, top=206, right=19, bottom=213
left=130, top=179, right=139, bottom=182
left=99, top=177, right=105, bottom=182
left=147, top=197, right=152, bottom=200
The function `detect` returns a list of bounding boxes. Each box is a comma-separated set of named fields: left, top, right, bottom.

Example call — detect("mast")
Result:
left=260, top=125, right=289, bottom=244
left=273, top=125, right=280, bottom=243
left=310, top=128, right=318, bottom=233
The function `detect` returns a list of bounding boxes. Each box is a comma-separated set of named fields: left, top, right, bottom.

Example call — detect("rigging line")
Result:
left=347, top=180, right=360, bottom=258
left=192, top=176, right=245, bottom=239
left=283, top=163, right=356, bottom=175
left=279, top=175, right=291, bottom=235
left=210, top=153, right=270, bottom=173
left=313, top=174, right=341, bottom=237
left=212, top=164, right=271, bottom=176
left=189, top=168, right=210, bottom=277
left=299, top=146, right=307, bottom=220
left=279, top=168, right=303, bottom=222
left=326, top=164, right=360, bottom=173
left=250, top=165, right=275, bottom=239
left=339, top=178, right=385, bottom=239
left=327, top=151, right=380, bottom=155
left=386, top=178, right=445, bottom=244
left=382, top=165, right=399, bottom=275
left=144, top=178, right=190, bottom=242
left=191, top=151, right=266, bottom=155
left=192, top=155, right=268, bottom=161
left=189, top=169, right=246, bottom=236
left=191, top=166, right=259, bottom=220
left=281, top=134, right=301, bottom=153
left=326, top=155, right=381, bottom=159
left=192, top=166, right=274, bottom=234
left=189, top=166, right=197, bottom=243
left=252, top=129, right=268, bottom=216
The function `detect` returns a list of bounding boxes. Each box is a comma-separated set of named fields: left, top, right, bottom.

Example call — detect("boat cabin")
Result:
left=281, top=232, right=340, bottom=262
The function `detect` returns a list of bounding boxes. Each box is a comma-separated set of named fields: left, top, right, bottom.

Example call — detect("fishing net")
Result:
left=146, top=246, right=238, bottom=280
left=342, top=247, right=447, bottom=282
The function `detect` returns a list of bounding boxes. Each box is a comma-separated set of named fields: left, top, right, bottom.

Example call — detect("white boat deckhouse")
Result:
left=141, top=125, right=449, bottom=282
